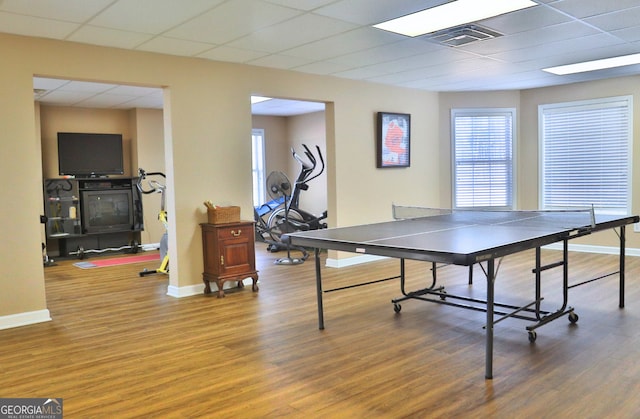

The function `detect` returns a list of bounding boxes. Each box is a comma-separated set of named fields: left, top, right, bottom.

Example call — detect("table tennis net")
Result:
left=392, top=204, right=596, bottom=228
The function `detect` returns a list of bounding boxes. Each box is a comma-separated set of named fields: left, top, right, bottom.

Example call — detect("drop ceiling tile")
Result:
left=0, top=11, right=78, bottom=39
left=109, top=85, right=161, bottom=96
left=326, top=38, right=441, bottom=68
left=19, top=1, right=640, bottom=97
left=283, top=27, right=404, bottom=61
left=77, top=93, right=139, bottom=108
left=227, top=13, right=357, bottom=53
left=0, top=0, right=113, bottom=22
left=549, top=0, right=640, bottom=19
left=136, top=36, right=215, bottom=57
left=480, top=4, right=572, bottom=34
left=314, top=0, right=449, bottom=26
left=293, top=60, right=356, bottom=75
left=248, top=54, right=312, bottom=69
left=198, top=46, right=268, bottom=63
left=165, top=0, right=302, bottom=45
left=33, top=77, right=70, bottom=90
left=611, top=26, right=640, bottom=42
left=38, top=90, right=96, bottom=105
left=361, top=48, right=472, bottom=76
left=489, top=33, right=625, bottom=64
left=456, top=21, right=601, bottom=56
left=68, top=26, right=153, bottom=49
left=89, top=0, right=222, bottom=34
left=120, top=97, right=163, bottom=109
left=252, top=98, right=325, bottom=116
left=333, top=65, right=399, bottom=80
left=261, top=0, right=336, bottom=11
left=61, top=80, right=118, bottom=93
left=585, top=7, right=640, bottom=31
left=369, top=57, right=506, bottom=85
left=519, top=42, right=640, bottom=69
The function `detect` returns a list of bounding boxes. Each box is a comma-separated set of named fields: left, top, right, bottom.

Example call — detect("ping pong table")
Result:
left=283, top=208, right=639, bottom=379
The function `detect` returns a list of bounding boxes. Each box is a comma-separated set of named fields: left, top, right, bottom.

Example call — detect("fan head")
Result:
left=266, top=171, right=291, bottom=200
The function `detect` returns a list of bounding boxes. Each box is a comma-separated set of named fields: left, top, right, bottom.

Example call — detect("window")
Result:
left=251, top=129, right=266, bottom=207
left=452, top=108, right=515, bottom=209
left=539, top=96, right=632, bottom=215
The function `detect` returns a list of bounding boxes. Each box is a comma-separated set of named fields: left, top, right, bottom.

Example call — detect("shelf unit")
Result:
left=43, top=178, right=144, bottom=257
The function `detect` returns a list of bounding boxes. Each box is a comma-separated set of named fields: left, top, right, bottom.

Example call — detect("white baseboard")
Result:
left=326, top=254, right=387, bottom=268
left=0, top=309, right=51, bottom=330
left=167, top=278, right=255, bottom=298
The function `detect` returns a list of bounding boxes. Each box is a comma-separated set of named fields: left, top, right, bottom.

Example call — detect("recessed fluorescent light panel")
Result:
left=373, top=0, right=537, bottom=37
left=543, top=53, right=640, bottom=75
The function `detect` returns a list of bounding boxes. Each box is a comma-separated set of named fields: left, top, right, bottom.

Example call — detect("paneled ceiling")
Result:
left=10, top=0, right=640, bottom=114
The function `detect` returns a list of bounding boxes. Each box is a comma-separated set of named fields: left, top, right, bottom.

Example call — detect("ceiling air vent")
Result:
left=422, top=24, right=503, bottom=47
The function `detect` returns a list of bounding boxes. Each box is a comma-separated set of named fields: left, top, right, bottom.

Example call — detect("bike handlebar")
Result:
left=291, top=144, right=324, bottom=184
left=137, top=168, right=166, bottom=194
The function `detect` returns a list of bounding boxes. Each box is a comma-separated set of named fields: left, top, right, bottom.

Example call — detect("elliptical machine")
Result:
left=255, top=144, right=327, bottom=264
left=266, top=144, right=328, bottom=234
left=136, top=168, right=169, bottom=276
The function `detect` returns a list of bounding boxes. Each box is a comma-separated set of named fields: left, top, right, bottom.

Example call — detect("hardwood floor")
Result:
left=2, top=244, right=640, bottom=417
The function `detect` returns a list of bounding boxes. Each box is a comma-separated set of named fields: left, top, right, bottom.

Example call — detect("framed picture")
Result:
left=376, top=112, right=410, bottom=168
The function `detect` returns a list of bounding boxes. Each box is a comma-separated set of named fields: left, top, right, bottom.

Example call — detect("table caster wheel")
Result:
left=568, top=312, right=579, bottom=323
left=393, top=303, right=402, bottom=313
left=528, top=330, right=537, bottom=343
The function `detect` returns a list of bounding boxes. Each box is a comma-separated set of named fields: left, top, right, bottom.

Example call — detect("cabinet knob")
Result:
left=220, top=255, right=224, bottom=266
left=231, top=229, right=242, bottom=237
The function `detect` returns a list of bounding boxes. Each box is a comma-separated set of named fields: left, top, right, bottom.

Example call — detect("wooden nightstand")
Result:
left=200, top=221, right=259, bottom=298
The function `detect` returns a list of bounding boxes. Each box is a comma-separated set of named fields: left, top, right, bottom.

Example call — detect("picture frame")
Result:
left=376, top=112, right=410, bottom=168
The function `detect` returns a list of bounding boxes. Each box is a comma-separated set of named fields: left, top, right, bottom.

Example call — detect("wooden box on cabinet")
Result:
left=200, top=221, right=259, bottom=298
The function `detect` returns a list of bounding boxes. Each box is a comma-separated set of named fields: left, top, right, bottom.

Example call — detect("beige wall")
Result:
left=133, top=108, right=166, bottom=246
left=4, top=30, right=639, bottom=327
left=1, top=48, right=48, bottom=320
left=251, top=114, right=288, bottom=180
left=0, top=32, right=437, bottom=323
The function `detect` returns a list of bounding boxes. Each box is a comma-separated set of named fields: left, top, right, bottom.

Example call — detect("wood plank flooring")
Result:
left=1, top=244, right=640, bottom=418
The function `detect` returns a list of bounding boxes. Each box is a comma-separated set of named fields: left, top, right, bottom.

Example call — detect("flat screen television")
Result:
left=57, top=132, right=124, bottom=177
left=80, top=189, right=134, bottom=234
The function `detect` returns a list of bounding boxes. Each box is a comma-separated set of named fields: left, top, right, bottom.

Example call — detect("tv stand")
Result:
left=43, top=177, right=144, bottom=258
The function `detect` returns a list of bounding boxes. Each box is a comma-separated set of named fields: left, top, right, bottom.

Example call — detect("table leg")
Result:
left=620, top=225, right=626, bottom=308
left=486, top=258, right=495, bottom=379
left=315, top=248, right=325, bottom=330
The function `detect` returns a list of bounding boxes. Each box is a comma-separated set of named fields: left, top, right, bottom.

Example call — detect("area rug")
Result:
left=73, top=253, right=160, bottom=269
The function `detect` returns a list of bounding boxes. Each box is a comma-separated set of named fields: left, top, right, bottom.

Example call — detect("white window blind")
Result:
left=251, top=129, right=266, bottom=207
left=452, top=109, right=515, bottom=209
left=540, top=96, right=632, bottom=215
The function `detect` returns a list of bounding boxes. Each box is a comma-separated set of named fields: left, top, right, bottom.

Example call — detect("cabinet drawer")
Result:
left=216, top=225, right=251, bottom=241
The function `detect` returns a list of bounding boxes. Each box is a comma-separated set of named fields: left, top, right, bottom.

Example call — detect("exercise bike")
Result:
left=255, top=144, right=328, bottom=263
left=136, top=168, right=169, bottom=276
